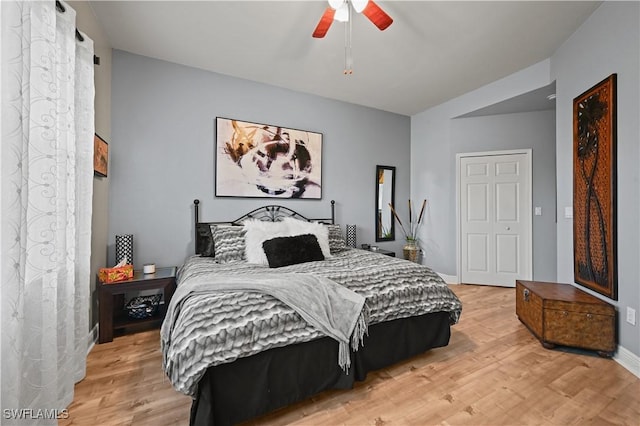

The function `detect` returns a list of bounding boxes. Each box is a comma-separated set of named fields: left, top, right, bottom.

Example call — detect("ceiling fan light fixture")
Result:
left=312, top=0, right=393, bottom=74
left=352, top=0, right=368, bottom=13
left=328, top=0, right=345, bottom=10
left=334, top=3, right=349, bottom=22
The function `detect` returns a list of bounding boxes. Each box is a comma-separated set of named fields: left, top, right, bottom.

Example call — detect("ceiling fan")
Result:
left=312, top=0, right=393, bottom=38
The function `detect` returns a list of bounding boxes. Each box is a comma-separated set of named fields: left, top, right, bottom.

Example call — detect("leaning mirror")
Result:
left=375, top=165, right=396, bottom=242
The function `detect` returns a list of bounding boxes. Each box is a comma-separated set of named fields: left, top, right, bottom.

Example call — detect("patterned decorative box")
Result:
left=115, top=234, right=134, bottom=265
left=98, top=265, right=134, bottom=283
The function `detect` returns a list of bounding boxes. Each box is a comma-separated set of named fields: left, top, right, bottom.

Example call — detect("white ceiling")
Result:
left=88, top=1, right=601, bottom=116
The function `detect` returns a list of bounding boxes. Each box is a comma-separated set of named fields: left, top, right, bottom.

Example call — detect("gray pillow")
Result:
left=196, top=223, right=215, bottom=257
left=211, top=225, right=246, bottom=263
left=327, top=224, right=347, bottom=254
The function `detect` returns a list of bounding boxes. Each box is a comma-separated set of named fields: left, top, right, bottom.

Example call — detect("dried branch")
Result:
left=389, top=203, right=410, bottom=238
left=417, top=199, right=427, bottom=224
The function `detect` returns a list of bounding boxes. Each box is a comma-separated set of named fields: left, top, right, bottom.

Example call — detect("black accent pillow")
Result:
left=262, top=234, right=325, bottom=268
left=196, top=223, right=215, bottom=257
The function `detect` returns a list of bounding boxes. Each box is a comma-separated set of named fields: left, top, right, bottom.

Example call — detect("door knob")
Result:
left=506, top=226, right=511, bottom=231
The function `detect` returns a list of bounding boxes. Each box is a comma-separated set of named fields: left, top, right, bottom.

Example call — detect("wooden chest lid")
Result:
left=516, top=280, right=614, bottom=316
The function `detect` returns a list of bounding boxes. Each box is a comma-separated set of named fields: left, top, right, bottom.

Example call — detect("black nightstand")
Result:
left=98, top=266, right=177, bottom=343
left=367, top=248, right=396, bottom=257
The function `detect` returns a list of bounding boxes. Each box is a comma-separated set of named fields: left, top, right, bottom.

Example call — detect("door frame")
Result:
left=456, top=149, right=533, bottom=285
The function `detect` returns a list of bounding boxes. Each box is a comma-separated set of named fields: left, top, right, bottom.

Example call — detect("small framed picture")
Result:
left=94, top=134, right=108, bottom=177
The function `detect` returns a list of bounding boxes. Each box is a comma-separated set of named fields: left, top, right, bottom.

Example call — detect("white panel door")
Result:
left=460, top=153, right=531, bottom=287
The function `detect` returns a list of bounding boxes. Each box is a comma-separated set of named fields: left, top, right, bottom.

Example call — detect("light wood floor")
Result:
left=61, top=284, right=639, bottom=426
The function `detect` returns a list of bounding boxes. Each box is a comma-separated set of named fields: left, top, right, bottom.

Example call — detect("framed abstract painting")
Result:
left=573, top=74, right=617, bottom=300
left=215, top=117, right=322, bottom=199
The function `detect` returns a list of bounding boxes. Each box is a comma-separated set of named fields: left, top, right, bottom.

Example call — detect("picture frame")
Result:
left=94, top=133, right=108, bottom=177
left=573, top=74, right=617, bottom=300
left=215, top=117, right=322, bottom=199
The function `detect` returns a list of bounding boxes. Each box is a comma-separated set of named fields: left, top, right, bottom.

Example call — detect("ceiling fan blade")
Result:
left=362, top=0, right=393, bottom=31
left=312, top=7, right=336, bottom=38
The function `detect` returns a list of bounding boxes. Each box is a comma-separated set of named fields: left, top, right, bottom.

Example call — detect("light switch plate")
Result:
left=627, top=307, right=636, bottom=326
left=564, top=206, right=573, bottom=219
left=534, top=207, right=542, bottom=216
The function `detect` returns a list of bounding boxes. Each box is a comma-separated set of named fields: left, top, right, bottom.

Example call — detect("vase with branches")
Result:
left=389, top=199, right=427, bottom=261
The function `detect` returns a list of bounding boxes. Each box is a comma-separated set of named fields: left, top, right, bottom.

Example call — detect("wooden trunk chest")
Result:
left=515, top=280, right=616, bottom=357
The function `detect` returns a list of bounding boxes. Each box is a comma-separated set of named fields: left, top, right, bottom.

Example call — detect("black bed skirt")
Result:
left=191, top=311, right=452, bottom=426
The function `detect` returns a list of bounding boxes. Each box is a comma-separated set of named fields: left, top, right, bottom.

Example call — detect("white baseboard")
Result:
left=437, top=272, right=459, bottom=285
left=614, top=345, right=640, bottom=378
left=87, top=323, right=99, bottom=355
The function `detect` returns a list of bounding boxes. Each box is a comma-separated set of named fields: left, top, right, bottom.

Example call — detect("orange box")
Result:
left=99, top=265, right=134, bottom=283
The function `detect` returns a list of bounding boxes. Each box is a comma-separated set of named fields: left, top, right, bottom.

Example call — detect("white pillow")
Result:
left=282, top=217, right=332, bottom=259
left=243, top=219, right=290, bottom=265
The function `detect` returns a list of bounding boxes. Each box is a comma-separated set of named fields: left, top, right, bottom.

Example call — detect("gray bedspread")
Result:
left=161, top=272, right=367, bottom=375
left=161, top=249, right=462, bottom=396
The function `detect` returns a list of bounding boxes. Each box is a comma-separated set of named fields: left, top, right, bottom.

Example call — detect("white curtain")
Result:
left=1, top=0, right=95, bottom=423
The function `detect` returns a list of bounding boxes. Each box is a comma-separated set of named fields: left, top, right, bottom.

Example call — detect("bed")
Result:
left=161, top=200, right=462, bottom=425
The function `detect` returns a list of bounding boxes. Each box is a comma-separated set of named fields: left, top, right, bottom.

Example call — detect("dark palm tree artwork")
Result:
left=576, top=93, right=608, bottom=286
left=573, top=74, right=617, bottom=300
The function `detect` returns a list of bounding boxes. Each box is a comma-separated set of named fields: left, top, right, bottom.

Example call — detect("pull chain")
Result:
left=344, top=5, right=353, bottom=75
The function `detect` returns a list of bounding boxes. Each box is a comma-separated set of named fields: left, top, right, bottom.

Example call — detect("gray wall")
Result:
left=110, top=51, right=411, bottom=269
left=411, top=59, right=553, bottom=276
left=551, top=1, right=639, bottom=357
left=412, top=2, right=639, bottom=358
left=450, top=110, right=557, bottom=281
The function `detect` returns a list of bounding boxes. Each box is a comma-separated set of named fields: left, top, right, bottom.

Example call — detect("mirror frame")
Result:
left=375, top=165, right=396, bottom=242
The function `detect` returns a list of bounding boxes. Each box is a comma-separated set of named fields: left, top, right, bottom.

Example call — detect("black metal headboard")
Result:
left=194, top=199, right=335, bottom=253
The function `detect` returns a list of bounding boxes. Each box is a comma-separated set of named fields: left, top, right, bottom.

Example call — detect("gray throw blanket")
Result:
left=161, top=273, right=369, bottom=372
